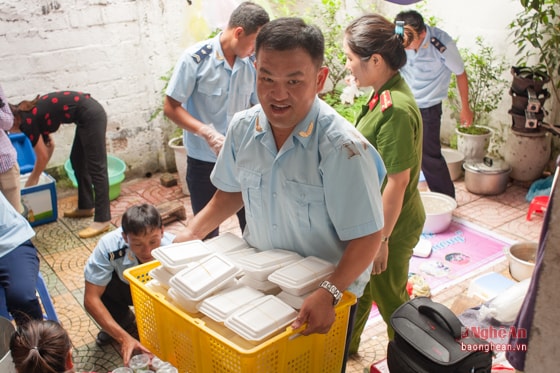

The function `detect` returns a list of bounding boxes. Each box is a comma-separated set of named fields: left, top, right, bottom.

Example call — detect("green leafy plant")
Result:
left=509, top=0, right=560, bottom=108
left=310, top=0, right=348, bottom=91
left=456, top=125, right=491, bottom=135
left=149, top=66, right=174, bottom=122
left=448, top=36, right=509, bottom=126
left=322, top=88, right=370, bottom=123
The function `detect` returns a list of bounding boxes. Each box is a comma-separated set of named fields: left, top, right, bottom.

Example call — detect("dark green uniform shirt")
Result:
left=354, top=72, right=425, bottom=241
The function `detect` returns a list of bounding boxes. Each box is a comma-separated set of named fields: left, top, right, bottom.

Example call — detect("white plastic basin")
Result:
left=420, top=192, right=457, bottom=234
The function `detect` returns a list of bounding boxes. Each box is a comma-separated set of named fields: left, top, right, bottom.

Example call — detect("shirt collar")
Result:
left=253, top=97, right=320, bottom=149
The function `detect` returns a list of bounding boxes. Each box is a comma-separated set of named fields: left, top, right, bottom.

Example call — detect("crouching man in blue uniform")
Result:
left=84, top=204, right=175, bottom=365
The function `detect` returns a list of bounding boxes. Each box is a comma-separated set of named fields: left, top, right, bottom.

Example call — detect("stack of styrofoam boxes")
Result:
left=147, top=233, right=337, bottom=342
left=236, top=249, right=302, bottom=295
left=8, top=133, right=58, bottom=227
left=268, top=256, right=335, bottom=310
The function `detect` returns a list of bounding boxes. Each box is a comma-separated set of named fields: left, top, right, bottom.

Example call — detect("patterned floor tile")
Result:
left=29, top=171, right=534, bottom=371
left=454, top=197, right=526, bottom=228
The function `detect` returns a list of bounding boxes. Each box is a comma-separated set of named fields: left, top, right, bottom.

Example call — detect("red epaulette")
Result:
left=380, top=90, right=393, bottom=112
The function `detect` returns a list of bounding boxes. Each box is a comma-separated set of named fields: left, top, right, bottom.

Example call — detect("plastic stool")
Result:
left=0, top=272, right=59, bottom=323
left=526, top=195, right=550, bottom=221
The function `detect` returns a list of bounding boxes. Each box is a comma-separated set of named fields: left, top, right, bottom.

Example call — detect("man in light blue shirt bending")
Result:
left=396, top=10, right=473, bottom=199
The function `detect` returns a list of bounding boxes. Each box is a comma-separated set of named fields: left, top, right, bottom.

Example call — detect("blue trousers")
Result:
left=0, top=241, right=42, bottom=325
left=186, top=156, right=246, bottom=239
left=420, top=103, right=455, bottom=199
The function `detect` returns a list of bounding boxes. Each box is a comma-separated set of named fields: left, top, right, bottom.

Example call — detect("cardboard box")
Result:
left=20, top=173, right=58, bottom=227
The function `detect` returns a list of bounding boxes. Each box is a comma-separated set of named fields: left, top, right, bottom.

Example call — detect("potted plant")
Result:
left=168, top=128, right=189, bottom=196
left=448, top=37, right=509, bottom=162
left=455, top=125, right=493, bottom=162
left=504, top=0, right=560, bottom=182
left=509, top=0, right=560, bottom=115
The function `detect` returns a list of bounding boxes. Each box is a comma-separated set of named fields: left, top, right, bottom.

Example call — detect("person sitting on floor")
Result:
left=83, top=203, right=174, bottom=365
left=10, top=319, right=77, bottom=373
left=0, top=191, right=43, bottom=326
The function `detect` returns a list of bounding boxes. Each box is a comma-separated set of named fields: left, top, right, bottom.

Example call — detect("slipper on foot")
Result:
left=78, top=225, right=110, bottom=239
left=63, top=209, right=94, bottom=218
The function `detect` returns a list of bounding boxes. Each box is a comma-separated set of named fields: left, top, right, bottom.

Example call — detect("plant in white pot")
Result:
left=168, top=131, right=190, bottom=196
left=448, top=37, right=509, bottom=162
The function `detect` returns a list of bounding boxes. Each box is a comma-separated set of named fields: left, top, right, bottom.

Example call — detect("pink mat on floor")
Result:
left=367, top=218, right=515, bottom=323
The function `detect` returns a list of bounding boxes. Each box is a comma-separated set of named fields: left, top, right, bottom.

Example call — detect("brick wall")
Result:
left=0, top=0, right=194, bottom=178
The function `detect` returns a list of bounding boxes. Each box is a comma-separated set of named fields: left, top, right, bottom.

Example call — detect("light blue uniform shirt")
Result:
left=0, top=192, right=35, bottom=258
left=166, top=34, right=259, bottom=163
left=84, top=227, right=175, bottom=286
left=400, top=25, right=465, bottom=108
left=211, top=98, right=386, bottom=297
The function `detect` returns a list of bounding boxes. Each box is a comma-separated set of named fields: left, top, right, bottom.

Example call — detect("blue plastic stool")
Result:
left=0, top=272, right=59, bottom=323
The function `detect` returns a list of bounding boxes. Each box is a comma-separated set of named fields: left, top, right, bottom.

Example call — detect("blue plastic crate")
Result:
left=8, top=132, right=36, bottom=174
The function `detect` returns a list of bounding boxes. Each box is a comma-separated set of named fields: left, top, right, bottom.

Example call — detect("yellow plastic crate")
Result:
left=124, top=260, right=356, bottom=373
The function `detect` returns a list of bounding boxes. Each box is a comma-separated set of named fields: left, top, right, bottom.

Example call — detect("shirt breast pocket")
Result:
left=238, top=168, right=262, bottom=218
left=197, top=84, right=224, bottom=115
left=415, top=55, right=443, bottom=77
left=285, top=180, right=325, bottom=231
left=235, top=86, right=253, bottom=108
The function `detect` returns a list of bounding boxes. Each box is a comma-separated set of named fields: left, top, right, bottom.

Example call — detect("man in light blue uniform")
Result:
left=84, top=204, right=175, bottom=365
left=0, top=191, right=42, bottom=325
left=396, top=10, right=473, bottom=199
left=164, top=2, right=269, bottom=238
left=175, top=20, right=386, bottom=367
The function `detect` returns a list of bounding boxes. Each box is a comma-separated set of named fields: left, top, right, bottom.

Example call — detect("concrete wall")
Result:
left=1, top=0, right=198, bottom=178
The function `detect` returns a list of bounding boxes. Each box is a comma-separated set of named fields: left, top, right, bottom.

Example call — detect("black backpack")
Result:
left=387, top=297, right=492, bottom=373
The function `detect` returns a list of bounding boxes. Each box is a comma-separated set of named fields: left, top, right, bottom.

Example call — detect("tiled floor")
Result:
left=28, top=172, right=542, bottom=372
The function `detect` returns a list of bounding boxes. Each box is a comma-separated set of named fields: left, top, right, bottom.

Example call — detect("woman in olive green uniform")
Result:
left=343, top=14, right=426, bottom=354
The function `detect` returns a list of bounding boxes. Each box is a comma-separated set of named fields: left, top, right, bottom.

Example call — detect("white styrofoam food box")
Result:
left=276, top=290, right=311, bottom=310
left=268, top=256, right=335, bottom=296
left=169, top=253, right=240, bottom=301
left=225, top=295, right=298, bottom=342
left=467, top=272, right=516, bottom=301
left=152, top=240, right=213, bottom=274
left=167, top=287, right=201, bottom=314
left=236, top=249, right=302, bottom=281
left=197, top=285, right=265, bottom=323
left=148, top=265, right=175, bottom=288
left=204, top=232, right=250, bottom=254
left=238, top=275, right=280, bottom=294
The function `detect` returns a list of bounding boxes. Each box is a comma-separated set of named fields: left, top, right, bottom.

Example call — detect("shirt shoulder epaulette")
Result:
left=107, top=246, right=127, bottom=261
left=430, top=37, right=447, bottom=53
left=380, top=90, right=393, bottom=113
left=192, top=44, right=213, bottom=64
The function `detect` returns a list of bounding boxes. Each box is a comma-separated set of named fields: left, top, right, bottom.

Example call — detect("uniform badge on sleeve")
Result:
left=107, top=247, right=127, bottom=261
left=380, top=90, right=393, bottom=112
left=192, top=44, right=213, bottom=64
left=430, top=37, right=447, bottom=53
